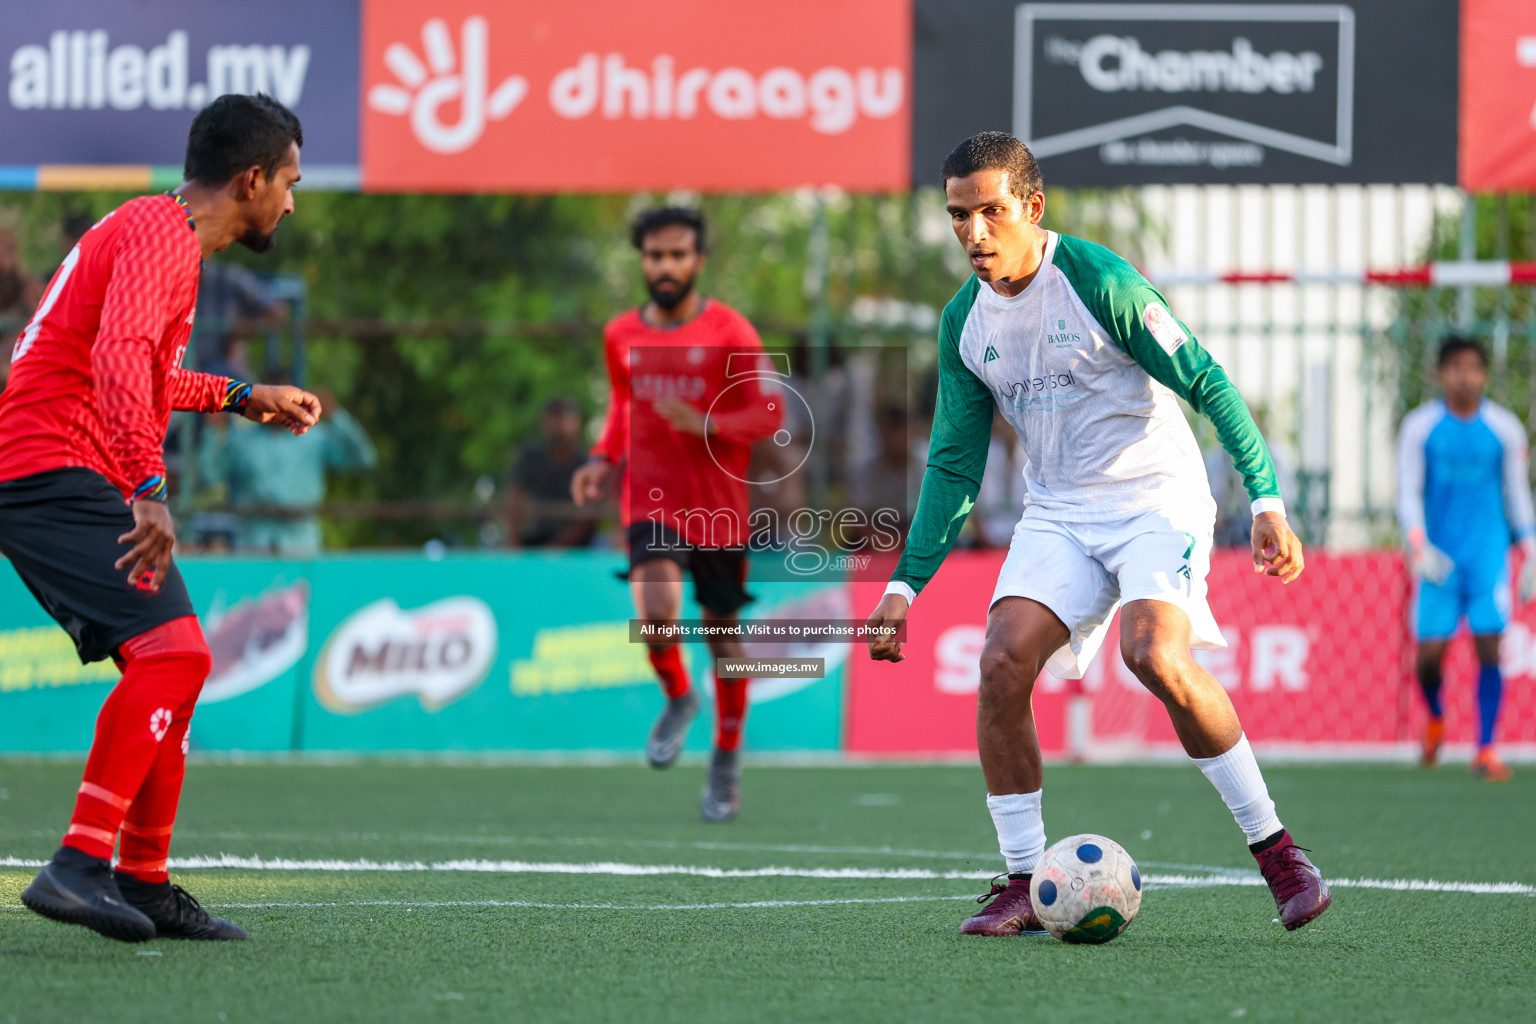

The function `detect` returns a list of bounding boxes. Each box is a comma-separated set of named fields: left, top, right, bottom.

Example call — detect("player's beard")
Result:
left=647, top=273, right=695, bottom=311
left=237, top=224, right=279, bottom=254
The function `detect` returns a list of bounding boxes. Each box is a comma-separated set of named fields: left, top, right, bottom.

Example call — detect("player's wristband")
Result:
left=221, top=379, right=253, bottom=413
left=883, top=580, right=917, bottom=605
left=129, top=475, right=168, bottom=504
left=1250, top=497, right=1286, bottom=519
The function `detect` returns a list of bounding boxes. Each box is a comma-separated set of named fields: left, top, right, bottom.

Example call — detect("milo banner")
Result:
left=0, top=552, right=846, bottom=755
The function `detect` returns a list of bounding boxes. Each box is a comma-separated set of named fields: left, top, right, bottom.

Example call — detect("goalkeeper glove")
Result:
left=1519, top=539, right=1536, bottom=606
left=1408, top=533, right=1455, bottom=585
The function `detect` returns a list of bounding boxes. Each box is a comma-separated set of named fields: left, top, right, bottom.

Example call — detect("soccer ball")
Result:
left=1029, top=834, right=1142, bottom=944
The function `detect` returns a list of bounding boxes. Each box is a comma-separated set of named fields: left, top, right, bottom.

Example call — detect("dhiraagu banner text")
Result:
left=0, top=552, right=845, bottom=755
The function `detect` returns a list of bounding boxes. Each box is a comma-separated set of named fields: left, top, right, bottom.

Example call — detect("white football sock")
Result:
left=1192, top=733, right=1283, bottom=842
left=986, top=791, right=1046, bottom=874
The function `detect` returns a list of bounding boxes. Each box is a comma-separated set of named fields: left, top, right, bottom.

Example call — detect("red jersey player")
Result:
left=572, top=207, right=781, bottom=821
left=1, top=95, right=321, bottom=943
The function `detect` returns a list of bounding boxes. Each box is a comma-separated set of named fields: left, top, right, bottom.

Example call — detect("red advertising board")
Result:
left=361, top=0, right=910, bottom=192
left=848, top=550, right=1536, bottom=757
left=1460, top=0, right=1536, bottom=191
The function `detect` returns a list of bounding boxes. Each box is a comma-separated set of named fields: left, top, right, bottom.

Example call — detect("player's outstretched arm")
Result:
left=242, top=384, right=322, bottom=435
left=1252, top=511, right=1304, bottom=584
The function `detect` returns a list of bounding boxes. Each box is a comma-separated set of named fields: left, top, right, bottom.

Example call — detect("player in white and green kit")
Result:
left=864, top=133, right=1331, bottom=934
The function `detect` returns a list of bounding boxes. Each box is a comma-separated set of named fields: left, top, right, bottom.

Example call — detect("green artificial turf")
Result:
left=1, top=759, right=1532, bottom=1023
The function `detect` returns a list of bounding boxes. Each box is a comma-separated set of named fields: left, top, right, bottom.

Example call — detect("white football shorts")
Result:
left=989, top=507, right=1226, bottom=680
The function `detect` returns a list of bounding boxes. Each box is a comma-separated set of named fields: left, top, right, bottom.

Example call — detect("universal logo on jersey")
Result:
left=1015, top=5, right=1354, bottom=171
left=314, top=597, right=498, bottom=713
left=999, top=371, right=1081, bottom=413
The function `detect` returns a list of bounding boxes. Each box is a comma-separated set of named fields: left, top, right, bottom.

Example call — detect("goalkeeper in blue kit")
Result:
left=1397, top=336, right=1536, bottom=781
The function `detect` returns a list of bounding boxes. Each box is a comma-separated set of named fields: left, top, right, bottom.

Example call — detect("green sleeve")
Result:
left=892, top=278, right=994, bottom=596
left=1054, top=235, right=1281, bottom=506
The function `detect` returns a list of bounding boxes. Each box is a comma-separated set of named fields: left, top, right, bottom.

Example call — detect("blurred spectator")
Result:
left=848, top=403, right=919, bottom=542
left=195, top=260, right=286, bottom=379
left=975, top=408, right=1027, bottom=548
left=507, top=396, right=596, bottom=547
left=199, top=393, right=376, bottom=556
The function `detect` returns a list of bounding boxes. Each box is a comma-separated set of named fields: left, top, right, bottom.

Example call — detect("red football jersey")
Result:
left=594, top=300, right=783, bottom=548
left=0, top=195, right=230, bottom=497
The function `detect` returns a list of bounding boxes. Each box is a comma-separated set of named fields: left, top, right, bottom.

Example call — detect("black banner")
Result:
left=912, top=0, right=1457, bottom=186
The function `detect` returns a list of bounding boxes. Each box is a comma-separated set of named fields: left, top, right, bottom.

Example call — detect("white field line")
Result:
left=0, top=855, right=1530, bottom=895
left=0, top=828, right=1247, bottom=875
left=213, top=895, right=979, bottom=911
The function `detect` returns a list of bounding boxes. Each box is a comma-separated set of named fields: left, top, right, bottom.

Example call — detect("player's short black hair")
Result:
left=184, top=93, right=303, bottom=187
left=630, top=206, right=707, bottom=254
left=940, top=131, right=1044, bottom=199
left=1437, top=335, right=1488, bottom=368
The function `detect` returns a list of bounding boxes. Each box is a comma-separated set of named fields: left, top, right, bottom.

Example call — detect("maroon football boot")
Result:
left=959, top=874, right=1047, bottom=936
left=1252, top=831, right=1332, bottom=931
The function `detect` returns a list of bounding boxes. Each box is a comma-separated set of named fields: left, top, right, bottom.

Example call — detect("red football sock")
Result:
left=61, top=618, right=209, bottom=867
left=116, top=692, right=196, bottom=884
left=713, top=674, right=749, bottom=752
left=648, top=645, right=692, bottom=699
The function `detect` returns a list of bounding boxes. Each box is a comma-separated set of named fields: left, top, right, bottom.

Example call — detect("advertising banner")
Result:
left=1459, top=0, right=1536, bottom=192
left=847, top=549, right=1536, bottom=757
left=912, top=0, right=1457, bottom=186
left=360, top=0, right=911, bottom=191
left=0, top=0, right=359, bottom=173
left=0, top=552, right=846, bottom=755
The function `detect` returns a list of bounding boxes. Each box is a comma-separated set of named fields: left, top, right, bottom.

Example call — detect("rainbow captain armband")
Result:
left=222, top=379, right=253, bottom=413
left=129, top=475, right=168, bottom=504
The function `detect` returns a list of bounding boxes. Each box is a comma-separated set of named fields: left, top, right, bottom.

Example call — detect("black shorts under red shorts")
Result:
left=0, top=468, right=195, bottom=664
left=625, top=521, right=753, bottom=617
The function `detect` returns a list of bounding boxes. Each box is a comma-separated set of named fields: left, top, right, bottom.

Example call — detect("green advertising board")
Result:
left=0, top=552, right=846, bottom=756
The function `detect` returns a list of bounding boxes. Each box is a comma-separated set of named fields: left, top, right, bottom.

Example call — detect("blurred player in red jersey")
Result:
left=572, top=207, right=782, bottom=821
left=1, top=95, right=320, bottom=943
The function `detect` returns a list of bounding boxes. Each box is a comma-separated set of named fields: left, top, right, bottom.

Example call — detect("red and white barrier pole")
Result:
left=1148, top=261, right=1536, bottom=288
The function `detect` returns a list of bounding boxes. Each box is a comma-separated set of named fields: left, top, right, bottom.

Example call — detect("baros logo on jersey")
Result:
left=313, top=597, right=498, bottom=713
left=362, top=0, right=910, bottom=191
left=1016, top=3, right=1353, bottom=178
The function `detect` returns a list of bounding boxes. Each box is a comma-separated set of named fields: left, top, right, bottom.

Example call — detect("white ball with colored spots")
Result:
left=1029, top=833, right=1142, bottom=944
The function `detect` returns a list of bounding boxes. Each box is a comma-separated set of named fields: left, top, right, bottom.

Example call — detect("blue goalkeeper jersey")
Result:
left=1396, top=399, right=1535, bottom=568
